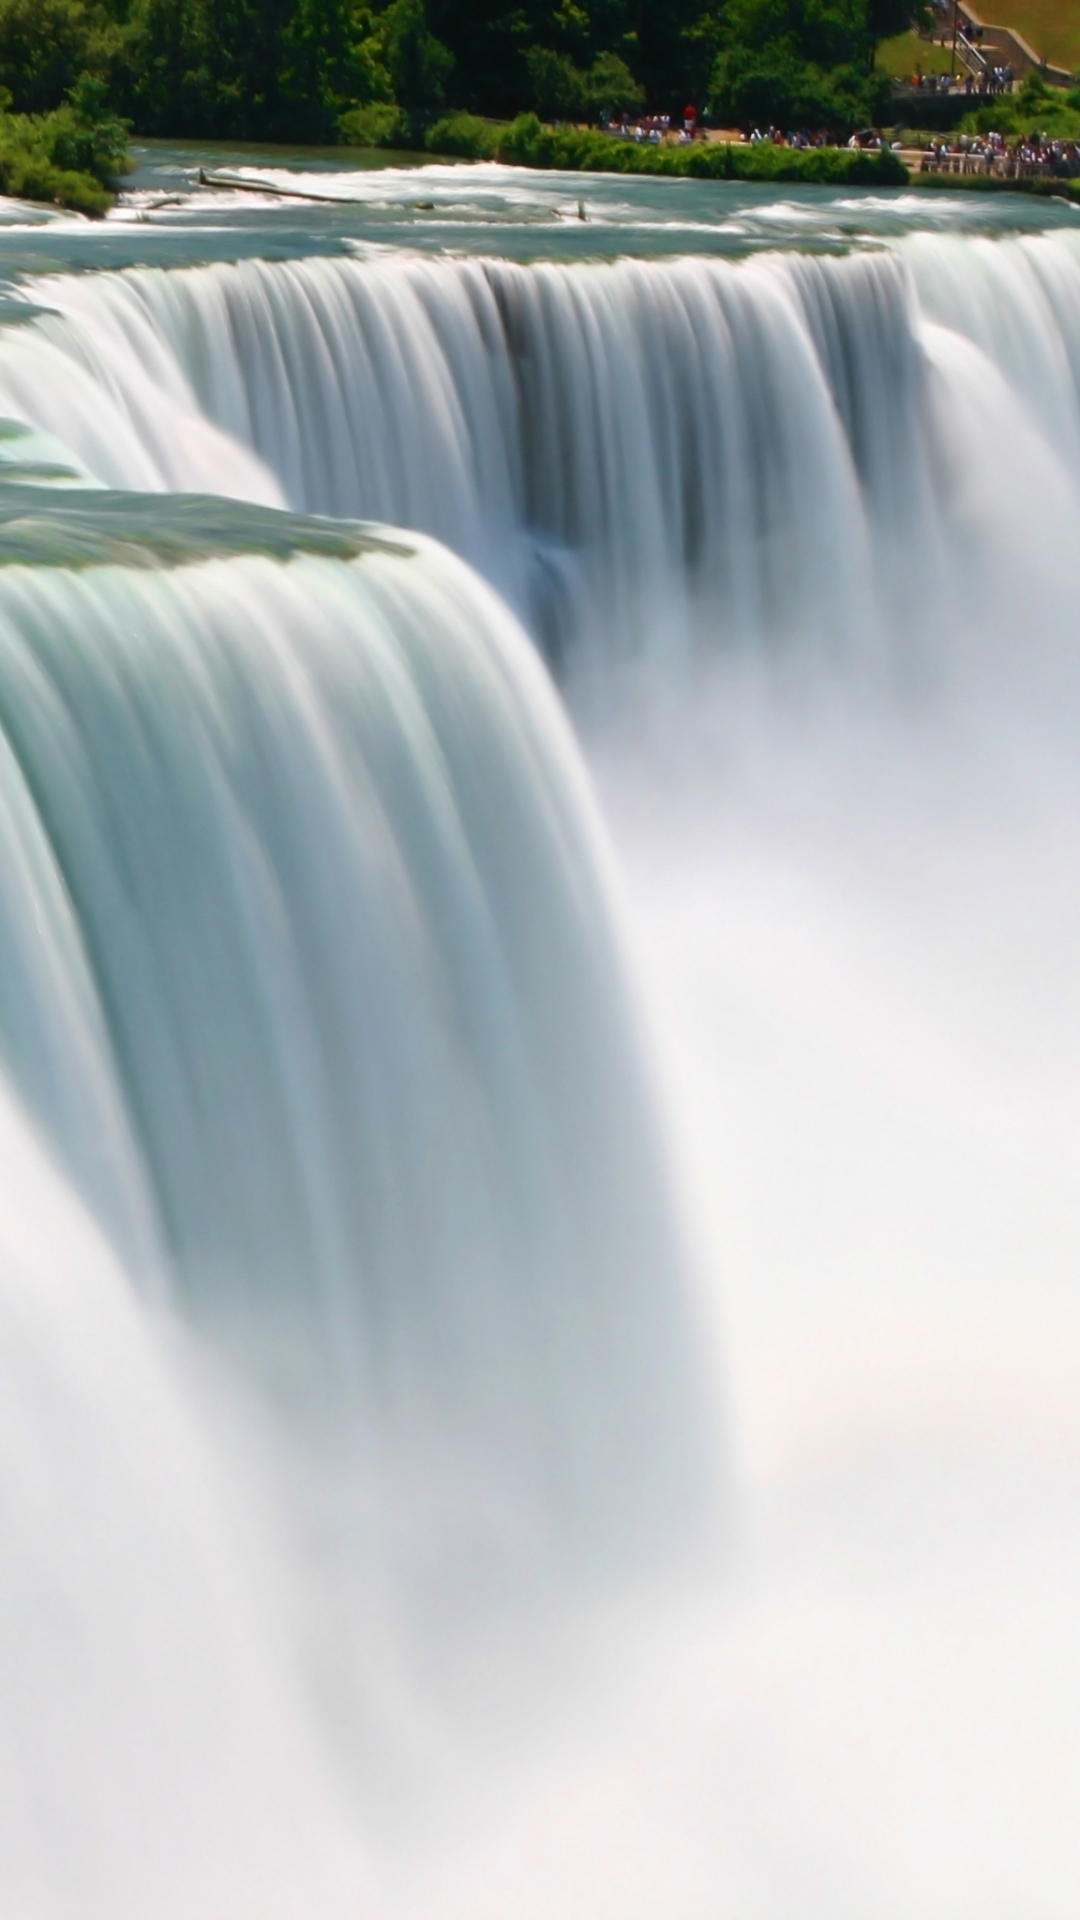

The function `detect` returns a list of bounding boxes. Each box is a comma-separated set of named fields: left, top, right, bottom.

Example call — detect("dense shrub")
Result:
left=41, top=73, right=129, bottom=186
left=959, top=72, right=1080, bottom=141
left=425, top=108, right=910, bottom=183
left=0, top=75, right=128, bottom=213
left=423, top=108, right=499, bottom=155
left=915, top=173, right=1080, bottom=199
left=0, top=143, right=112, bottom=213
left=337, top=100, right=409, bottom=145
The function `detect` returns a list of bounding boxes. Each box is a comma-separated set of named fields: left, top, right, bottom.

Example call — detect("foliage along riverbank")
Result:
left=957, top=70, right=1080, bottom=143
left=0, top=78, right=128, bottom=214
left=912, top=170, right=1080, bottom=199
left=0, top=0, right=917, bottom=153
left=421, top=111, right=911, bottom=184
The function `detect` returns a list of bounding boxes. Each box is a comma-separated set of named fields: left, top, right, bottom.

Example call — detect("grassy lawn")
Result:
left=877, top=30, right=958, bottom=75
left=878, top=7, right=1080, bottom=79
left=983, top=0, right=1080, bottom=71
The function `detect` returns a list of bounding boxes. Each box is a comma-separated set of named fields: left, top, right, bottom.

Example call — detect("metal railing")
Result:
left=918, top=151, right=1057, bottom=177
left=954, top=34, right=987, bottom=75
left=891, top=75, right=1011, bottom=98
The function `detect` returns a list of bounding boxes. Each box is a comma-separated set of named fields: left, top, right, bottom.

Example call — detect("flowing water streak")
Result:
left=0, top=511, right=706, bottom=1549
left=0, top=503, right=712, bottom=1915
left=0, top=219, right=1079, bottom=1915
left=0, top=1077, right=369, bottom=1920
left=0, top=248, right=923, bottom=685
left=3, top=231, right=1080, bottom=694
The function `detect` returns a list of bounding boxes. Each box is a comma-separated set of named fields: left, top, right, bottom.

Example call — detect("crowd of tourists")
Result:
left=604, top=104, right=721, bottom=143
left=602, top=112, right=679, bottom=143
left=924, top=127, right=1080, bottom=173
left=747, top=126, right=836, bottom=148
left=906, top=7, right=1016, bottom=97
left=599, top=112, right=840, bottom=147
left=907, top=64, right=1015, bottom=94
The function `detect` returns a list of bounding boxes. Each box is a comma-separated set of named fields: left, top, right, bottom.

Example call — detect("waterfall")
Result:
left=0, top=209, right=1078, bottom=1916
left=0, top=493, right=705, bottom=1561
left=0, top=486, right=714, bottom=1911
left=0, top=1076, right=369, bottom=1919
left=2, top=231, right=1080, bottom=693
left=0, top=249, right=891, bottom=677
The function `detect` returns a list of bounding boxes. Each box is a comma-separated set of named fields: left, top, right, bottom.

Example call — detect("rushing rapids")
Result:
left=0, top=200, right=1077, bottom=1918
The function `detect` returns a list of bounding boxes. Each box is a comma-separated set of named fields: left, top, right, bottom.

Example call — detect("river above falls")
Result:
left=0, top=137, right=1076, bottom=276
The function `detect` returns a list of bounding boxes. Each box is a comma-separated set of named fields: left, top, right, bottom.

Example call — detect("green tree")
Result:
left=423, top=0, right=528, bottom=115
left=41, top=71, right=131, bottom=184
left=0, top=0, right=924, bottom=144
left=121, top=0, right=391, bottom=138
left=120, top=0, right=286, bottom=137
left=632, top=0, right=719, bottom=114
left=526, top=41, right=642, bottom=121
left=867, top=0, right=929, bottom=60
left=425, top=0, right=653, bottom=119
left=283, top=0, right=395, bottom=120
left=584, top=48, right=643, bottom=115
left=526, top=44, right=586, bottom=116
left=0, top=0, right=123, bottom=113
left=710, top=0, right=903, bottom=130
left=382, top=0, right=453, bottom=111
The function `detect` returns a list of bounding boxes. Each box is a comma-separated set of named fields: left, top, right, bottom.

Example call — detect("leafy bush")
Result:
left=0, top=71, right=128, bottom=213
left=424, top=108, right=499, bottom=155
left=494, top=110, right=908, bottom=181
left=337, top=100, right=410, bottom=146
left=959, top=72, right=1080, bottom=141
left=0, top=142, right=111, bottom=213
left=41, top=72, right=129, bottom=186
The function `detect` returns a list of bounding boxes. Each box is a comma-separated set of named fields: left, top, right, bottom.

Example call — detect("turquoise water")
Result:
left=0, top=138, right=1075, bottom=276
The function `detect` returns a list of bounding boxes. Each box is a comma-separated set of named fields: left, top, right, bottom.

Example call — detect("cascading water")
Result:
left=0, top=482, right=715, bottom=1917
left=0, top=183, right=1077, bottom=1917
left=0, top=506, right=703, bottom=1551
left=5, top=229, right=1080, bottom=687
left=0, top=247, right=930, bottom=677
